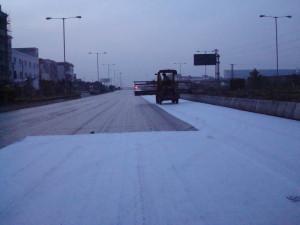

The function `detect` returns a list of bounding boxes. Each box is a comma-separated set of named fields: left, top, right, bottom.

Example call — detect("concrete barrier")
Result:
left=293, top=104, right=300, bottom=120
left=181, top=94, right=300, bottom=121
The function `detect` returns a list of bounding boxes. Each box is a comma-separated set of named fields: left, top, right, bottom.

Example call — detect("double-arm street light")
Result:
left=46, top=16, right=82, bottom=64
left=102, top=63, right=116, bottom=85
left=46, top=16, right=81, bottom=94
left=259, top=14, right=292, bottom=76
left=174, top=62, right=187, bottom=75
left=88, top=52, right=107, bottom=82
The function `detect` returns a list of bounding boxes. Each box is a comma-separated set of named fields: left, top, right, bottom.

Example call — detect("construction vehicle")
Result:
left=134, top=69, right=180, bottom=104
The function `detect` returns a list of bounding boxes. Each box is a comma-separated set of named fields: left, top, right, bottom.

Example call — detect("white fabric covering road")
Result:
left=0, top=96, right=299, bottom=225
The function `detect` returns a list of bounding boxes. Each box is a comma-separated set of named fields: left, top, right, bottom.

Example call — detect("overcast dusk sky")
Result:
left=2, top=0, right=300, bottom=85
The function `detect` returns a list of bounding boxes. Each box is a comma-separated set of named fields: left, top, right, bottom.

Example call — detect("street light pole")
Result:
left=46, top=16, right=81, bottom=63
left=275, top=17, right=279, bottom=76
left=97, top=53, right=99, bottom=82
left=89, top=52, right=107, bottom=82
left=62, top=18, right=66, bottom=63
left=102, top=63, right=116, bottom=85
left=174, top=62, right=187, bottom=75
left=113, top=70, right=116, bottom=86
left=46, top=16, right=81, bottom=95
left=259, top=14, right=292, bottom=76
left=119, top=72, right=122, bottom=88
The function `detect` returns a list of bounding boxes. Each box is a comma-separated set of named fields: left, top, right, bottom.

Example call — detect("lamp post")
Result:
left=119, top=72, right=122, bottom=89
left=259, top=14, right=292, bottom=76
left=46, top=16, right=81, bottom=94
left=46, top=16, right=82, bottom=64
left=174, top=62, right=187, bottom=75
left=102, top=63, right=116, bottom=85
left=113, top=69, right=117, bottom=86
left=88, top=51, right=107, bottom=82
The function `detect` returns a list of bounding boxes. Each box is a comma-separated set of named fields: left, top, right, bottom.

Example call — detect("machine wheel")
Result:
left=156, top=96, right=162, bottom=104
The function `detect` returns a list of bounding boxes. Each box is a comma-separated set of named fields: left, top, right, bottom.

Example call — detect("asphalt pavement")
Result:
left=0, top=90, right=195, bottom=148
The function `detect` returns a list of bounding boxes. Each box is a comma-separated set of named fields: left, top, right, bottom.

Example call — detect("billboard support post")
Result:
left=215, top=49, right=220, bottom=80
left=194, top=49, right=220, bottom=80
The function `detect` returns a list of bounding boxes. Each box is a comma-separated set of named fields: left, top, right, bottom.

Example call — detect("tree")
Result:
left=248, top=68, right=262, bottom=89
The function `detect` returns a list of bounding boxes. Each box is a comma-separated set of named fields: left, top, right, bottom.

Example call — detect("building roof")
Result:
left=56, top=62, right=74, bottom=67
left=14, top=48, right=39, bottom=57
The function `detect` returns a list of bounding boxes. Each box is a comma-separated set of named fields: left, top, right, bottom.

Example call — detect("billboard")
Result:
left=194, top=54, right=217, bottom=66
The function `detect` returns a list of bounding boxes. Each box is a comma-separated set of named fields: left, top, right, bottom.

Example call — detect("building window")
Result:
left=20, top=72, right=23, bottom=79
left=14, top=71, right=17, bottom=79
left=29, top=62, right=31, bottom=68
left=19, top=59, right=22, bottom=65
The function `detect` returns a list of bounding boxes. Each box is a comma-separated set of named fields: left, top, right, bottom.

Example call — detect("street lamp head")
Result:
left=286, top=15, right=292, bottom=18
left=46, top=17, right=52, bottom=20
left=76, top=16, right=82, bottom=19
left=103, top=52, right=107, bottom=54
left=259, top=15, right=266, bottom=18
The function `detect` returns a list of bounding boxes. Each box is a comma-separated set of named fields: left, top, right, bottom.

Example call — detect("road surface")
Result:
left=0, top=92, right=299, bottom=225
left=0, top=90, right=195, bottom=148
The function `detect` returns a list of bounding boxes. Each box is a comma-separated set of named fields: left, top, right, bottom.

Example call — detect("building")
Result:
left=39, top=58, right=58, bottom=81
left=224, top=69, right=299, bottom=79
left=40, top=59, right=76, bottom=82
left=0, top=5, right=12, bottom=82
left=57, top=62, right=74, bottom=81
left=12, top=48, right=39, bottom=89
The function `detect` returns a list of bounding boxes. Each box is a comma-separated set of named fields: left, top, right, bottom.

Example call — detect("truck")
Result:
left=134, top=69, right=180, bottom=104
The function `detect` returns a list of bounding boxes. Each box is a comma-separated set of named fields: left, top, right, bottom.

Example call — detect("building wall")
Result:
left=39, top=58, right=58, bottom=81
left=0, top=5, right=12, bottom=82
left=57, top=62, right=74, bottom=81
left=12, top=48, right=39, bottom=89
